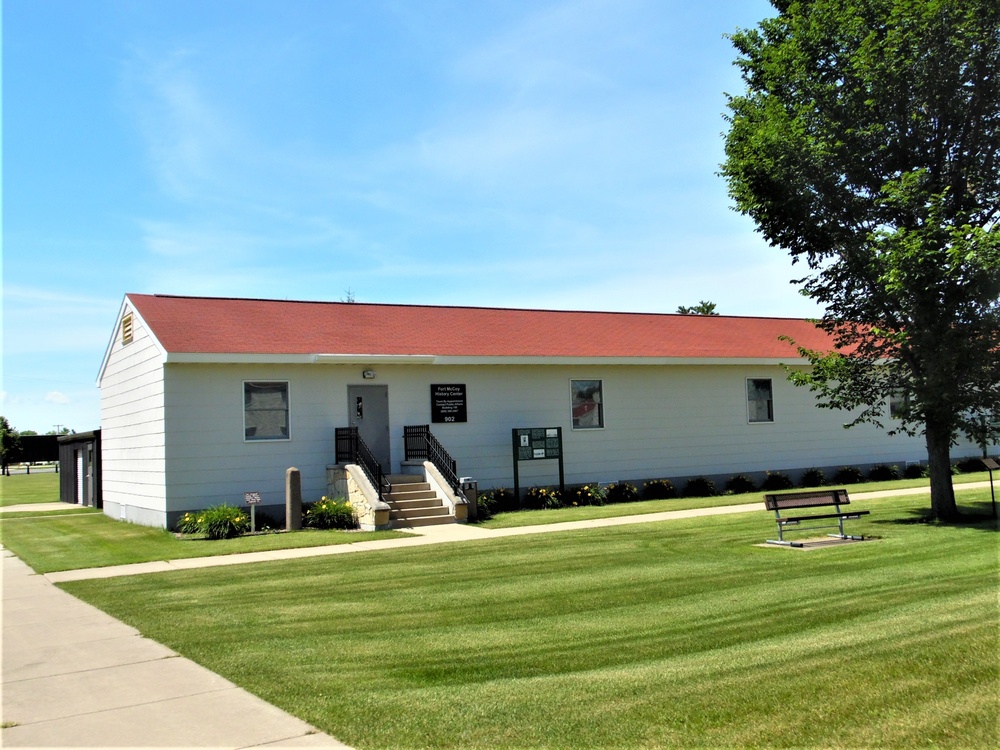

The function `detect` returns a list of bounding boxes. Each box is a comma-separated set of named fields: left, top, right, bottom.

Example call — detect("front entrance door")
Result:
left=347, top=385, right=391, bottom=473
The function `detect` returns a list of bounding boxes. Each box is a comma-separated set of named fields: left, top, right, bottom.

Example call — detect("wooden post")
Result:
left=286, top=467, right=302, bottom=530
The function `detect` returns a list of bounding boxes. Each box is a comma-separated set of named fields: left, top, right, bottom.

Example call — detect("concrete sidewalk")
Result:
left=1, top=549, right=351, bottom=748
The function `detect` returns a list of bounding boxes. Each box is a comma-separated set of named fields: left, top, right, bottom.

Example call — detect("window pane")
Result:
left=572, top=379, right=604, bottom=429
left=747, top=379, right=773, bottom=423
left=245, top=382, right=289, bottom=440
left=889, top=390, right=909, bottom=420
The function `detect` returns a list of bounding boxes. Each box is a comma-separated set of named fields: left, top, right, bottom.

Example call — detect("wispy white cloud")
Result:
left=2, top=286, right=119, bottom=356
left=45, top=391, right=71, bottom=405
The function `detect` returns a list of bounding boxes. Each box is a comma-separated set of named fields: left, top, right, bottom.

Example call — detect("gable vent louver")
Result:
left=122, top=313, right=134, bottom=345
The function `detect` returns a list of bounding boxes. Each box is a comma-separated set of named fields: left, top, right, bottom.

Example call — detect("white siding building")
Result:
left=97, top=294, right=984, bottom=529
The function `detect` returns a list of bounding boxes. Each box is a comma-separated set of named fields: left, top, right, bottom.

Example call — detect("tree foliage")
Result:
left=1, top=416, right=22, bottom=475
left=677, top=301, right=720, bottom=315
left=722, top=0, right=1000, bottom=520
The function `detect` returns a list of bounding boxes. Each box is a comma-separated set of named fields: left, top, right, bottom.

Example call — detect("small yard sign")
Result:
left=244, top=491, right=261, bottom=532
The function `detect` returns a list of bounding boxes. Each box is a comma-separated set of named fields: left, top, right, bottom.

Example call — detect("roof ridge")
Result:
left=127, top=293, right=809, bottom=322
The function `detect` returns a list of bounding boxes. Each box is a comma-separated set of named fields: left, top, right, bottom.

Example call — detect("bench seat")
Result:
left=764, top=488, right=868, bottom=546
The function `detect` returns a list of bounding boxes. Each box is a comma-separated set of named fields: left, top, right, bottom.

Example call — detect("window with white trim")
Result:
left=244, top=381, right=290, bottom=440
left=571, top=379, right=604, bottom=429
left=889, top=389, right=910, bottom=420
left=747, top=378, right=774, bottom=423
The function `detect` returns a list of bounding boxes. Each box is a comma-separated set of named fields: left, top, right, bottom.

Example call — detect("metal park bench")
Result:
left=763, top=488, right=869, bottom=547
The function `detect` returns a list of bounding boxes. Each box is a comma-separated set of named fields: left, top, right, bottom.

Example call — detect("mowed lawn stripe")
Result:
left=61, top=493, right=998, bottom=749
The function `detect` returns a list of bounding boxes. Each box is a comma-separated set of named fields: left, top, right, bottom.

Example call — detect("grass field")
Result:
left=0, top=512, right=406, bottom=572
left=0, top=471, right=59, bottom=506
left=480, top=471, right=994, bottom=528
left=0, top=472, right=992, bottom=573
left=60, top=488, right=999, bottom=749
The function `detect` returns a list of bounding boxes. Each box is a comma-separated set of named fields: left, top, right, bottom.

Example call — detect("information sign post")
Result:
left=982, top=458, right=998, bottom=519
left=244, top=491, right=262, bottom=533
left=511, top=427, right=564, bottom=505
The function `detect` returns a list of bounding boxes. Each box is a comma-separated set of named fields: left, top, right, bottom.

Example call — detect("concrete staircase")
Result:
left=385, top=474, right=455, bottom=528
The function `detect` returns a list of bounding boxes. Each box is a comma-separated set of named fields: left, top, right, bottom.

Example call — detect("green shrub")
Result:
left=566, top=484, right=608, bottom=506
left=199, top=504, right=250, bottom=540
left=476, top=487, right=520, bottom=519
left=605, top=482, right=639, bottom=504
left=682, top=477, right=717, bottom=498
left=724, top=475, right=757, bottom=494
left=800, top=468, right=826, bottom=487
left=954, top=457, right=987, bottom=473
left=176, top=511, right=203, bottom=535
left=904, top=463, right=928, bottom=479
left=642, top=479, right=677, bottom=500
left=761, top=471, right=794, bottom=491
left=302, top=497, right=358, bottom=530
left=833, top=466, right=864, bottom=485
left=252, top=510, right=282, bottom=532
left=490, top=487, right=518, bottom=513
left=524, top=486, right=563, bottom=510
left=476, top=492, right=497, bottom=521
left=868, top=464, right=900, bottom=482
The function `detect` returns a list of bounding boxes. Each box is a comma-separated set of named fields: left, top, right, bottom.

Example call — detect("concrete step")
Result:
left=390, top=497, right=444, bottom=511
left=386, top=489, right=437, bottom=503
left=390, top=506, right=451, bottom=521
left=387, top=474, right=427, bottom=485
left=392, top=514, right=457, bottom=528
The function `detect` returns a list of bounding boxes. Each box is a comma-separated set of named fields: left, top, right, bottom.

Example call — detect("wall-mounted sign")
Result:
left=431, top=384, right=467, bottom=423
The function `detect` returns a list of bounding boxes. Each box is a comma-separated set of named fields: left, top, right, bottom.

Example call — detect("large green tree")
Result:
left=1, top=416, right=22, bottom=476
left=722, top=0, right=1000, bottom=521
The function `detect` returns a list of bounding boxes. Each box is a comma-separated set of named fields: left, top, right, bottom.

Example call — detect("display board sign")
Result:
left=511, top=427, right=564, bottom=504
left=244, top=491, right=262, bottom=505
left=514, top=428, right=562, bottom=460
left=431, top=384, right=467, bottom=423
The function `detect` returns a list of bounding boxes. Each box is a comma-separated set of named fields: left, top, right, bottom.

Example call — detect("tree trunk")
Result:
left=925, top=418, right=959, bottom=521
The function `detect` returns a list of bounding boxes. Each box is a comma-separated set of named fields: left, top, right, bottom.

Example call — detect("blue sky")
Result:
left=2, top=0, right=819, bottom=433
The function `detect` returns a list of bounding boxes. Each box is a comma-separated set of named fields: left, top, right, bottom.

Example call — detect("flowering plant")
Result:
left=303, top=496, right=358, bottom=530
left=524, top=486, right=563, bottom=510
left=566, top=484, right=608, bottom=506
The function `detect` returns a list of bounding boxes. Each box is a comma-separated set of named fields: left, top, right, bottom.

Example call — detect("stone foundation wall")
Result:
left=326, top=465, right=391, bottom=530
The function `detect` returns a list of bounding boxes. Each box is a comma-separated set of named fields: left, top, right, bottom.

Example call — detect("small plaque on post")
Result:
left=244, top=491, right=262, bottom=533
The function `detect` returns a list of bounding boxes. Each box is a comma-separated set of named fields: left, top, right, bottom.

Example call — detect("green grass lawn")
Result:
left=0, top=471, right=60, bottom=506
left=480, top=472, right=994, bottom=529
left=0, top=512, right=407, bottom=572
left=60, top=489, right=999, bottom=749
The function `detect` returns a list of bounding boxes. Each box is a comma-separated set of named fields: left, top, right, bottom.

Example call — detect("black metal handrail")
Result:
left=403, top=425, right=465, bottom=500
left=335, top=427, right=389, bottom=502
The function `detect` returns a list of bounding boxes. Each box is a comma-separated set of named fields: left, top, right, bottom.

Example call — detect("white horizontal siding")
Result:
left=99, top=306, right=166, bottom=524
left=140, top=360, right=990, bottom=523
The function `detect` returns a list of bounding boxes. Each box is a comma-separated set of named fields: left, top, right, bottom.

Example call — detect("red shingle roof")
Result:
left=126, top=294, right=834, bottom=360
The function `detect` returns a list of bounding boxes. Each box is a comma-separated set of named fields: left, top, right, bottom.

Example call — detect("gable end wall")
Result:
left=99, top=305, right=167, bottom=526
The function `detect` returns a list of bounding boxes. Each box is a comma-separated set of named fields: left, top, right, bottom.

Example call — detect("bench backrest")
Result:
left=763, top=488, right=850, bottom=511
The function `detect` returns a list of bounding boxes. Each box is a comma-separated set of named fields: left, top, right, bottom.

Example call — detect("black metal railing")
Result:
left=335, top=427, right=390, bottom=502
left=403, top=425, right=465, bottom=499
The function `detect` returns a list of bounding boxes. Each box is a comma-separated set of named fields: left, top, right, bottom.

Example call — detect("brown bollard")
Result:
left=286, top=467, right=302, bottom=530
